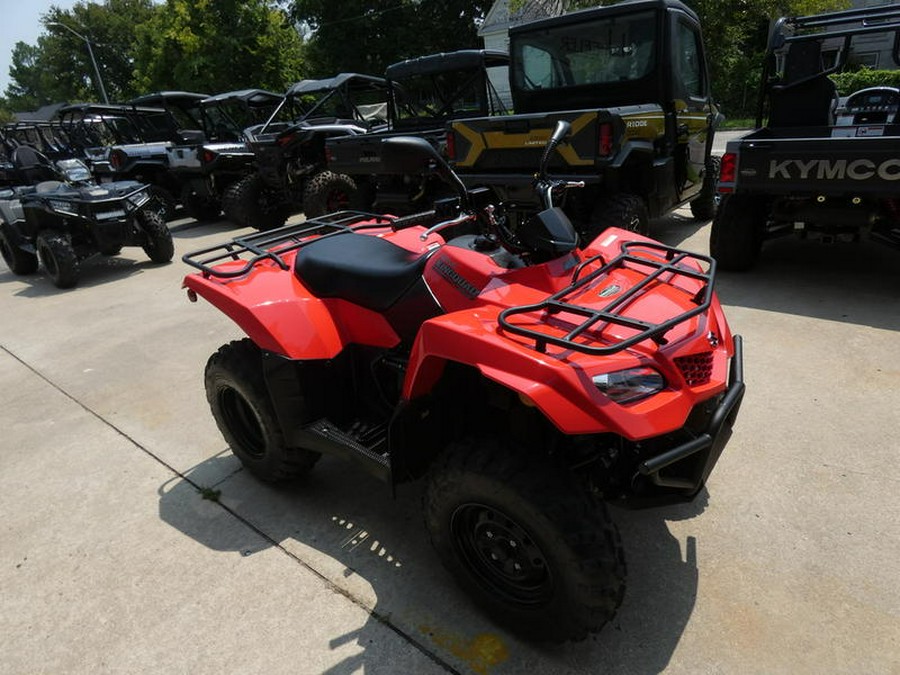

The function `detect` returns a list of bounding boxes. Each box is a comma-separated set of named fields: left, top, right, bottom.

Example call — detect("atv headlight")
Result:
left=592, top=367, right=665, bottom=404
left=127, top=192, right=150, bottom=208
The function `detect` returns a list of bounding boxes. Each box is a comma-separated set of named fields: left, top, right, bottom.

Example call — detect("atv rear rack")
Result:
left=498, top=242, right=715, bottom=356
left=182, top=210, right=434, bottom=279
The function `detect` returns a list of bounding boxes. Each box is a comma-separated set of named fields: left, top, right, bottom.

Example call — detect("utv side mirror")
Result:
left=381, top=136, right=468, bottom=204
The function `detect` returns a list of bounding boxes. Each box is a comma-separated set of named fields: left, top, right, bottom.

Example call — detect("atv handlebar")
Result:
left=418, top=212, right=477, bottom=241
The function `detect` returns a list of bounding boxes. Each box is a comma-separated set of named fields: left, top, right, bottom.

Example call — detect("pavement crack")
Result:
left=2, top=345, right=461, bottom=675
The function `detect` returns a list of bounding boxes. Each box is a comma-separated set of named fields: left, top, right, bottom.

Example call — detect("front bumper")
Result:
left=637, top=335, right=745, bottom=497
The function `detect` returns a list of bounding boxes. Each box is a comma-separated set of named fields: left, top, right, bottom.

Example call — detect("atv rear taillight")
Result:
left=446, top=130, right=456, bottom=162
left=598, top=122, right=613, bottom=157
left=718, top=152, right=737, bottom=192
left=109, top=150, right=126, bottom=171
left=277, top=132, right=297, bottom=147
left=202, top=149, right=217, bottom=164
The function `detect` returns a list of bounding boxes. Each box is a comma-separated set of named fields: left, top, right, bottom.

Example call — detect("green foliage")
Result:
left=289, top=0, right=488, bottom=77
left=831, top=69, right=900, bottom=95
left=132, top=0, right=305, bottom=94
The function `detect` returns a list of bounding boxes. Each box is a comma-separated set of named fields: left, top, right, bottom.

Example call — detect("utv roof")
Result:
left=386, top=49, right=510, bottom=81
left=128, top=91, right=209, bottom=106
left=287, top=74, right=388, bottom=98
left=509, top=0, right=697, bottom=35
left=201, top=89, right=283, bottom=107
left=769, top=3, right=900, bottom=50
left=57, top=102, right=168, bottom=117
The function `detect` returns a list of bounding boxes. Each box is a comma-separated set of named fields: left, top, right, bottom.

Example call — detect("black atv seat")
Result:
left=294, top=232, right=432, bottom=312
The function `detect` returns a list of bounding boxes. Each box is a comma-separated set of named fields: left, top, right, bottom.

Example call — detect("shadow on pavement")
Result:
left=158, top=452, right=706, bottom=674
left=0, top=255, right=163, bottom=297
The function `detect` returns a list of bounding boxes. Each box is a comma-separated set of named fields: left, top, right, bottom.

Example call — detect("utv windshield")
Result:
left=512, top=11, right=657, bottom=91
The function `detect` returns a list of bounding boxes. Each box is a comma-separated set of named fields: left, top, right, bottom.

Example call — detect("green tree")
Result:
left=132, top=0, right=305, bottom=94
left=289, top=0, right=489, bottom=77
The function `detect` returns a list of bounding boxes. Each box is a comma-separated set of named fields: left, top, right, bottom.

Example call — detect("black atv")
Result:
left=0, top=146, right=173, bottom=289
left=223, top=73, right=389, bottom=230
left=166, top=89, right=285, bottom=222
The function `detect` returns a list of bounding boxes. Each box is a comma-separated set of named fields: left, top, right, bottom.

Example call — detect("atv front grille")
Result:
left=675, top=352, right=714, bottom=386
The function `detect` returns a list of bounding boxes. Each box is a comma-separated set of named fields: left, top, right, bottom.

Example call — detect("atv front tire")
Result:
left=303, top=171, right=362, bottom=218
left=710, top=194, right=764, bottom=271
left=205, top=339, right=321, bottom=482
left=424, top=438, right=626, bottom=642
left=584, top=193, right=649, bottom=245
left=690, top=155, right=722, bottom=221
left=0, top=226, right=38, bottom=275
left=137, top=209, right=174, bottom=264
left=222, top=174, right=290, bottom=231
left=36, top=231, right=79, bottom=289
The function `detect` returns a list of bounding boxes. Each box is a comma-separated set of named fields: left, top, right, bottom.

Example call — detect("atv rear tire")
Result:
left=424, top=438, right=626, bottom=642
left=36, top=231, right=79, bottom=289
left=710, top=195, right=764, bottom=271
left=584, top=193, right=649, bottom=245
left=205, top=339, right=321, bottom=482
left=690, top=155, right=722, bottom=221
left=303, top=171, right=362, bottom=218
left=0, top=226, right=38, bottom=275
left=137, top=209, right=174, bottom=264
left=222, top=174, right=290, bottom=231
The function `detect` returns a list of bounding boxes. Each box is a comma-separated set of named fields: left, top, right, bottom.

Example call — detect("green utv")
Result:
left=450, top=0, right=721, bottom=242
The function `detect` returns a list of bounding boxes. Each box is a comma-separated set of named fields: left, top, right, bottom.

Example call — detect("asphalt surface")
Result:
left=1, top=131, right=898, bottom=674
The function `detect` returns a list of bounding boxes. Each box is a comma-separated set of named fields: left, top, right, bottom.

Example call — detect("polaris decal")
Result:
left=768, top=158, right=900, bottom=181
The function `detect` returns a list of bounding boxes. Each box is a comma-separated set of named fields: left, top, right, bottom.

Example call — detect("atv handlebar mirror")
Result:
left=539, top=120, right=572, bottom=179
left=380, top=135, right=469, bottom=205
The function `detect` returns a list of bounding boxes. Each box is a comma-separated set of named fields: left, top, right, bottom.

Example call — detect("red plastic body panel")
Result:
left=185, top=224, right=736, bottom=441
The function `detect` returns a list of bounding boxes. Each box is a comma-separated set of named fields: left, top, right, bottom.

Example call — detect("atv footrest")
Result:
left=300, top=418, right=391, bottom=482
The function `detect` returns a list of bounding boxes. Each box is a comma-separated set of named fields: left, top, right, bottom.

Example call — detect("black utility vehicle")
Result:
left=223, top=74, right=389, bottom=230
left=712, top=4, right=900, bottom=270
left=449, top=0, right=720, bottom=241
left=0, top=146, right=172, bottom=288
left=104, top=92, right=209, bottom=220
left=324, top=49, right=510, bottom=214
left=166, top=89, right=284, bottom=222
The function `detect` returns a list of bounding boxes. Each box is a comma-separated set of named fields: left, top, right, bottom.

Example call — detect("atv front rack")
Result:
left=498, top=242, right=715, bottom=356
left=182, top=210, right=434, bottom=279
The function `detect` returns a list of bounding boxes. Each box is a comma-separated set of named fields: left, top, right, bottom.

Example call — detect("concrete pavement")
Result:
left=1, top=202, right=898, bottom=673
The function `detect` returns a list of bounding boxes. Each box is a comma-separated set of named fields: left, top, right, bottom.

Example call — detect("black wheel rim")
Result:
left=218, top=386, right=266, bottom=459
left=450, top=502, right=553, bottom=606
left=326, top=189, right=349, bottom=212
left=38, top=242, right=58, bottom=278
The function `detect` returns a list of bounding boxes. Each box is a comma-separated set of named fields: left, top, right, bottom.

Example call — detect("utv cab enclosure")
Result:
left=450, top=0, right=720, bottom=241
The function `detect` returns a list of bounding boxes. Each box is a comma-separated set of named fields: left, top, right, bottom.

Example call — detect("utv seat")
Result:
left=295, top=232, right=433, bottom=312
left=11, top=146, right=57, bottom=184
left=767, top=41, right=838, bottom=128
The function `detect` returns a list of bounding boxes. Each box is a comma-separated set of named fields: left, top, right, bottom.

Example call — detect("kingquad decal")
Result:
left=768, top=158, right=900, bottom=181
left=434, top=258, right=480, bottom=298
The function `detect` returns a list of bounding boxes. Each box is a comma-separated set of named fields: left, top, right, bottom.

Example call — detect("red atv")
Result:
left=183, top=122, right=744, bottom=642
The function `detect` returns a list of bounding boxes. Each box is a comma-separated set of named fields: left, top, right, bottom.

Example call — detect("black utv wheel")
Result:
left=137, top=209, right=174, bottom=263
left=710, top=194, right=764, bottom=271
left=36, top=231, right=79, bottom=289
left=205, top=339, right=321, bottom=482
left=424, top=438, right=626, bottom=642
left=0, top=226, right=38, bottom=275
left=302, top=171, right=362, bottom=218
left=690, top=155, right=722, bottom=221
left=222, top=174, right=290, bottom=231
left=148, top=186, right=178, bottom=222
left=583, top=193, right=650, bottom=245
left=183, top=188, right=222, bottom=222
